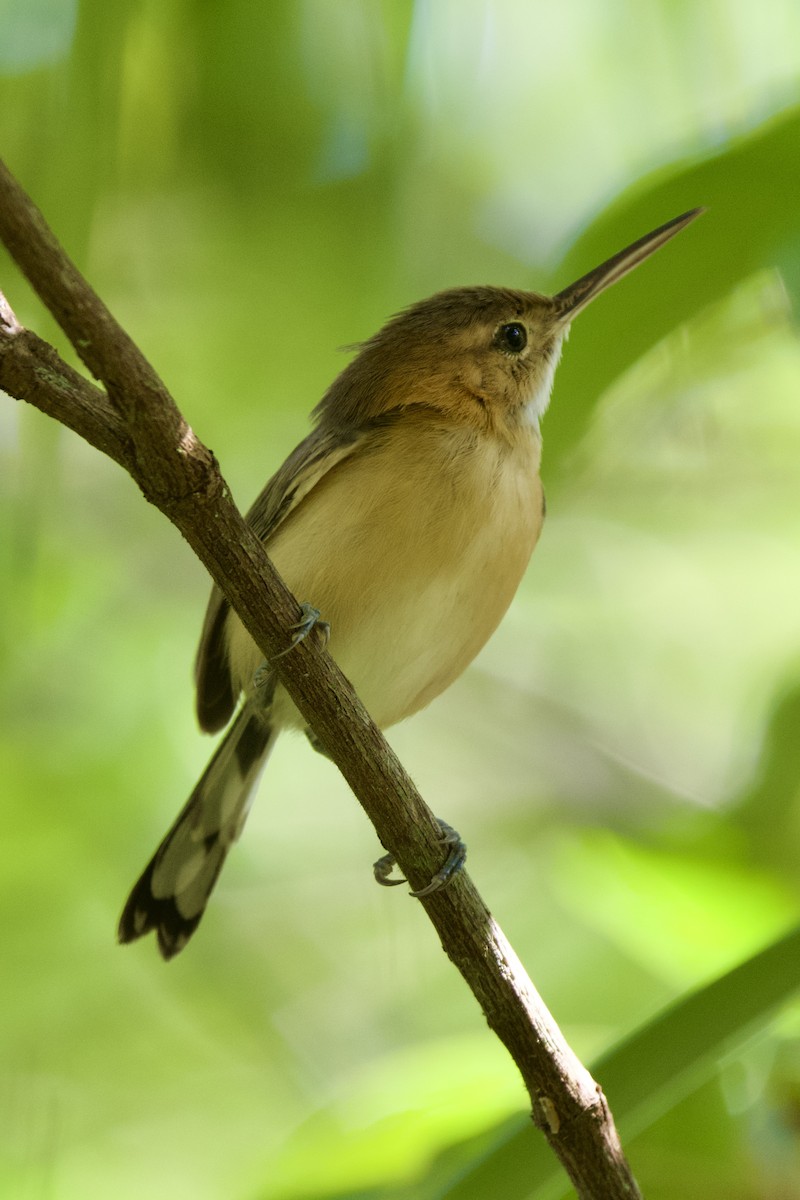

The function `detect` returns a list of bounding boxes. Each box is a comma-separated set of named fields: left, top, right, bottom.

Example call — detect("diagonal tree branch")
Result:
left=0, top=294, right=130, bottom=466
left=0, top=156, right=643, bottom=1200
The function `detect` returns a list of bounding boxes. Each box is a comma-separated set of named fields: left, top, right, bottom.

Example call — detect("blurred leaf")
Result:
left=546, top=105, right=800, bottom=470
left=733, top=675, right=800, bottom=878
left=551, top=832, right=796, bottom=984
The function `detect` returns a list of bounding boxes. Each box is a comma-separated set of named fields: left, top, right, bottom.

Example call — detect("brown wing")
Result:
left=194, top=424, right=362, bottom=731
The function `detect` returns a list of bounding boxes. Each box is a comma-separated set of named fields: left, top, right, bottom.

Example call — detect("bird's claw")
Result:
left=253, top=604, right=329, bottom=694
left=373, top=851, right=408, bottom=887
left=410, top=822, right=467, bottom=896
left=272, top=602, right=331, bottom=660
left=373, top=820, right=466, bottom=896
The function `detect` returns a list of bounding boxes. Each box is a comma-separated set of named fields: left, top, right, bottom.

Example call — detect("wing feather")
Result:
left=194, top=425, right=362, bottom=731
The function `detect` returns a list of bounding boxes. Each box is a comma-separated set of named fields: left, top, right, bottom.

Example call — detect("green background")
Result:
left=2, top=2, right=800, bottom=1197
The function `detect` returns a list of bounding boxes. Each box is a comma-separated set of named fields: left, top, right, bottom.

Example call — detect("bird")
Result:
left=118, top=208, right=703, bottom=958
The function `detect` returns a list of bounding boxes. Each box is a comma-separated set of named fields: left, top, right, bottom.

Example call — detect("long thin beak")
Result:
left=553, top=207, right=705, bottom=322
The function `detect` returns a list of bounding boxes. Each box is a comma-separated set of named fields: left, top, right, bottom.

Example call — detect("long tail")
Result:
left=118, top=706, right=276, bottom=959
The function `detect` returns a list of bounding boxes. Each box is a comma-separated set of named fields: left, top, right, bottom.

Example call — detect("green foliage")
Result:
left=2, top=2, right=800, bottom=1198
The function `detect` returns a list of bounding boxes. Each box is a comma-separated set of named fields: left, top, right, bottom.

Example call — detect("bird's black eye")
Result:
left=497, top=322, right=528, bottom=353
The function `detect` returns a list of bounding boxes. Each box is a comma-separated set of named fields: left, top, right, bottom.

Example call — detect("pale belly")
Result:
left=227, top=423, right=544, bottom=730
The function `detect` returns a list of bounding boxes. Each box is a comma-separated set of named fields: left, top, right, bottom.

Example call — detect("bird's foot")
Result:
left=255, top=604, right=331, bottom=689
left=373, top=820, right=466, bottom=896
left=272, top=602, right=331, bottom=659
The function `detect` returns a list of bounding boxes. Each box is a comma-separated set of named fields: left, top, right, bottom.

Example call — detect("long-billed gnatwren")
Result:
left=119, top=207, right=703, bottom=958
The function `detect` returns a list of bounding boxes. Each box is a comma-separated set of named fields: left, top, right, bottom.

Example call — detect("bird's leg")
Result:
left=374, top=820, right=467, bottom=896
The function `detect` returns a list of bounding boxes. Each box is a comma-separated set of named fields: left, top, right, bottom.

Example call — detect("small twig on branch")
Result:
left=0, top=156, right=643, bottom=1200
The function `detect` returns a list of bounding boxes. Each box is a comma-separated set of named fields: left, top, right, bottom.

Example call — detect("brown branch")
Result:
left=0, top=157, right=643, bottom=1200
left=0, top=308, right=131, bottom=467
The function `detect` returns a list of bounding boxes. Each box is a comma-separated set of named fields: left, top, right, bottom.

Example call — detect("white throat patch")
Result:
left=523, top=332, right=565, bottom=428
